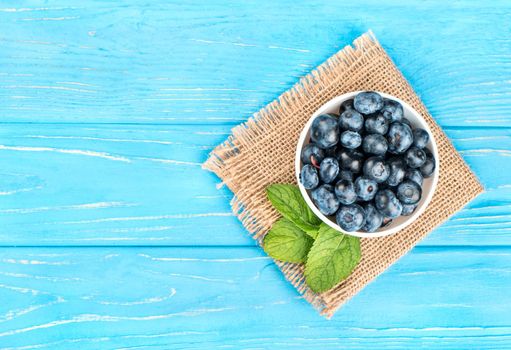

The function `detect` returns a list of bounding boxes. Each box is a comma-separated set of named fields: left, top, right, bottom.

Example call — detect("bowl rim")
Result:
left=295, top=91, right=440, bottom=238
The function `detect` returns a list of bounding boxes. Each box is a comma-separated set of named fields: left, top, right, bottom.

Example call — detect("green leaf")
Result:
left=304, top=223, right=361, bottom=293
left=263, top=218, right=314, bottom=263
left=266, top=184, right=321, bottom=233
left=303, top=226, right=319, bottom=240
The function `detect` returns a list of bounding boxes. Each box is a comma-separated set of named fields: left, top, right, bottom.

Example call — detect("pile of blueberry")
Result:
left=300, top=91, right=435, bottom=232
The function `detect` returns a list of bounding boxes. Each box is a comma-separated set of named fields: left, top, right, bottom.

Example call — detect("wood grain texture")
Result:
left=1, top=0, right=510, bottom=348
left=0, top=247, right=510, bottom=349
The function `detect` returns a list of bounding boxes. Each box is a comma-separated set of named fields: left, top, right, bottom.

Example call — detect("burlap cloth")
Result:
left=203, top=31, right=484, bottom=318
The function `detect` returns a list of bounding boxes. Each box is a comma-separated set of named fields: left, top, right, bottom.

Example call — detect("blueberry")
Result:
left=336, top=204, right=366, bottom=232
left=362, top=204, right=383, bottom=233
left=363, top=157, right=390, bottom=183
left=353, top=91, right=383, bottom=115
left=405, top=168, right=424, bottom=186
left=340, top=150, right=364, bottom=174
left=339, top=109, right=364, bottom=131
left=311, top=184, right=340, bottom=216
left=401, top=203, right=418, bottom=216
left=337, top=169, right=354, bottom=182
left=319, top=157, right=340, bottom=184
left=387, top=122, right=413, bottom=154
left=310, top=114, right=339, bottom=149
left=362, top=134, right=388, bottom=155
left=354, top=176, right=378, bottom=201
left=380, top=99, right=403, bottom=122
left=340, top=130, right=362, bottom=149
left=404, top=146, right=427, bottom=168
left=420, top=154, right=436, bottom=178
left=336, top=148, right=350, bottom=164
left=397, top=180, right=422, bottom=205
left=301, top=143, right=325, bottom=166
left=413, top=128, right=430, bottom=149
left=386, top=157, right=406, bottom=186
left=334, top=179, right=357, bottom=205
left=374, top=189, right=403, bottom=218
left=300, top=164, right=319, bottom=190
left=339, top=98, right=354, bottom=114
left=364, top=113, right=389, bottom=135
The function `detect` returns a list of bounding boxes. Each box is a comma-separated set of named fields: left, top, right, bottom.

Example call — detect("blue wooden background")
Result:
left=1, top=1, right=510, bottom=349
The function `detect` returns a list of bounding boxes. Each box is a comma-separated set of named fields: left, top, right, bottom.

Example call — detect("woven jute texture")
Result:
left=203, top=31, right=484, bottom=318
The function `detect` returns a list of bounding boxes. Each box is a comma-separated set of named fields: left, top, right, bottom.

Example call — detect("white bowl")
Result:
left=295, top=91, right=439, bottom=238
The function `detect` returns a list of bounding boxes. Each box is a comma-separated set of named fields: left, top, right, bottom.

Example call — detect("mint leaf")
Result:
left=304, top=226, right=319, bottom=240
left=263, top=218, right=314, bottom=263
left=266, top=184, right=321, bottom=233
left=305, top=223, right=361, bottom=293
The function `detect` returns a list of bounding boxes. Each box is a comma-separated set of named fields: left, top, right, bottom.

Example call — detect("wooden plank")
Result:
left=0, top=124, right=252, bottom=246
left=0, top=124, right=507, bottom=246
left=0, top=246, right=509, bottom=349
left=0, top=1, right=510, bottom=126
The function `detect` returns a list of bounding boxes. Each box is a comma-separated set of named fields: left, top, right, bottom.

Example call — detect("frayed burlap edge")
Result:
left=203, top=31, right=484, bottom=318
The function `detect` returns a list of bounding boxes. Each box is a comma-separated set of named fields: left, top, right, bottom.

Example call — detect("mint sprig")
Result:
left=263, top=184, right=361, bottom=293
